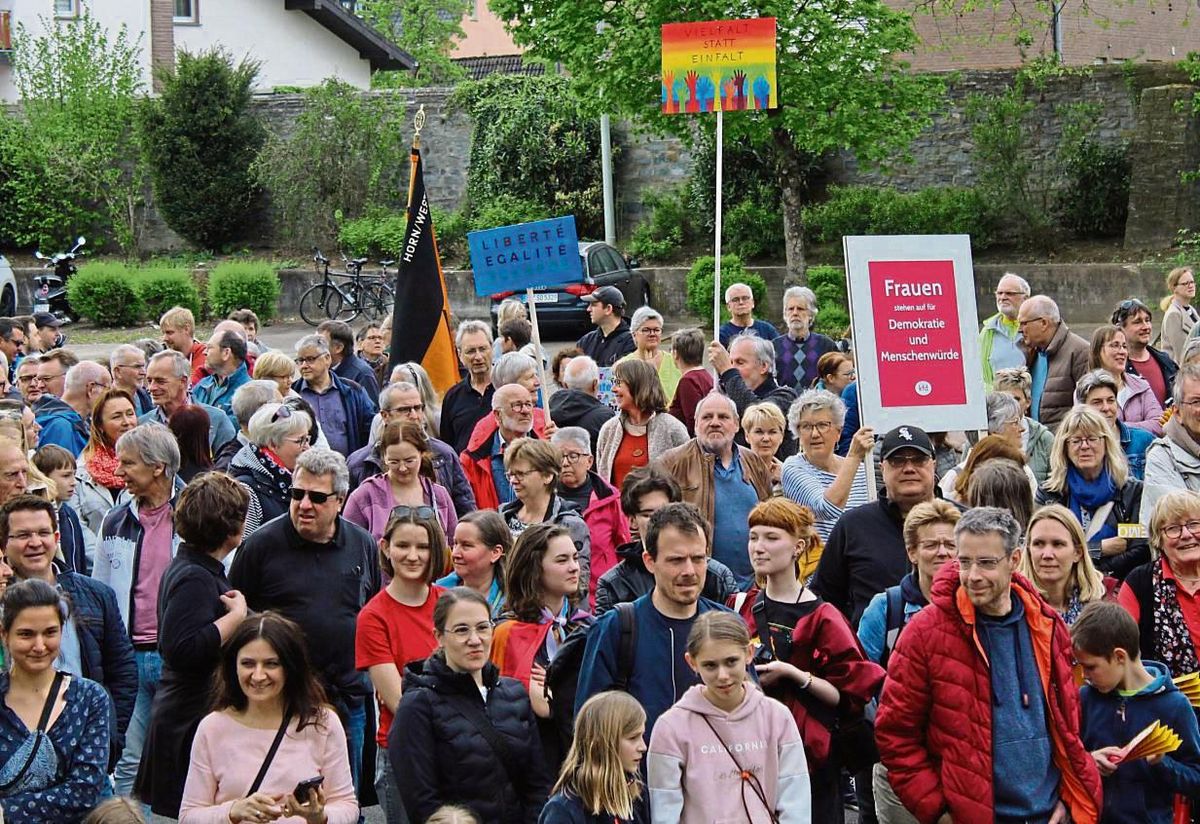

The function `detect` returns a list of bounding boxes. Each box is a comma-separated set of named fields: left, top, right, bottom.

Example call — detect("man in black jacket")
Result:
left=318, top=319, right=381, bottom=401
left=577, top=286, right=635, bottom=367
left=0, top=494, right=137, bottom=766
left=547, top=355, right=614, bottom=454
left=710, top=332, right=798, bottom=458
left=594, top=467, right=737, bottom=615
left=1114, top=298, right=1178, bottom=407
left=230, top=448, right=381, bottom=793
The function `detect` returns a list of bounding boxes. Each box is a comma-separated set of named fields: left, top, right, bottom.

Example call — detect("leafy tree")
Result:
left=486, top=0, right=945, bottom=280
left=139, top=49, right=265, bottom=250
left=251, top=80, right=407, bottom=248
left=451, top=74, right=604, bottom=236
left=357, top=0, right=470, bottom=87
left=0, top=15, right=143, bottom=253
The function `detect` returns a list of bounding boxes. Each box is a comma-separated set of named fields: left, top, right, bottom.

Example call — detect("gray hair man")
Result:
left=548, top=354, right=614, bottom=452
left=109, top=343, right=151, bottom=414
left=94, top=422, right=183, bottom=796
left=1146, top=362, right=1200, bottom=503
left=1016, top=295, right=1089, bottom=430
left=708, top=333, right=797, bottom=459
left=981, top=273, right=1031, bottom=389
left=774, top=286, right=839, bottom=389
left=461, top=383, right=542, bottom=509
left=719, top=282, right=778, bottom=347
left=657, top=392, right=772, bottom=588
left=36, top=360, right=110, bottom=456
left=293, top=333, right=377, bottom=455
left=140, top=350, right=238, bottom=451
left=441, top=319, right=495, bottom=454
left=230, top=447, right=380, bottom=791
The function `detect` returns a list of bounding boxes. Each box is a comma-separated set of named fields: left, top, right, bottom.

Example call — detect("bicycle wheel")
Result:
left=361, top=282, right=395, bottom=321
left=299, top=284, right=343, bottom=325
left=335, top=282, right=363, bottom=322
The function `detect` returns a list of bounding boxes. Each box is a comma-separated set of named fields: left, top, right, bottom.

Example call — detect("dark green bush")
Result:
left=135, top=267, right=201, bottom=320
left=725, top=199, right=784, bottom=260
left=433, top=207, right=469, bottom=264
left=1055, top=139, right=1130, bottom=238
left=338, top=212, right=408, bottom=258
left=627, top=188, right=691, bottom=262
left=685, top=255, right=766, bottom=325
left=806, top=265, right=851, bottom=337
left=469, top=197, right=552, bottom=232
left=139, top=49, right=265, bottom=249
left=207, top=261, right=280, bottom=321
left=803, top=186, right=995, bottom=249
left=68, top=264, right=145, bottom=326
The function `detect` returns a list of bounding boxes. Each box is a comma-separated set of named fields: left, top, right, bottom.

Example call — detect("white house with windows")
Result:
left=0, top=0, right=414, bottom=102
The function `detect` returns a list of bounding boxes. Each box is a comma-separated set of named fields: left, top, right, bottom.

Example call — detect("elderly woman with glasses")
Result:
left=1075, top=368, right=1155, bottom=481
left=229, top=401, right=313, bottom=536
left=992, top=366, right=1054, bottom=484
left=1036, top=405, right=1148, bottom=580
left=616, top=307, right=681, bottom=404
left=345, top=419, right=456, bottom=543
left=1090, top=324, right=1164, bottom=435
left=596, top=358, right=688, bottom=490
left=781, top=388, right=875, bottom=542
left=1118, top=490, right=1200, bottom=676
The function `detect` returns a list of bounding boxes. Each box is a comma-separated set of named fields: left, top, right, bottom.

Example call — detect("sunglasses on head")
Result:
left=272, top=405, right=293, bottom=423
left=290, top=487, right=334, bottom=504
left=391, top=505, right=436, bottom=520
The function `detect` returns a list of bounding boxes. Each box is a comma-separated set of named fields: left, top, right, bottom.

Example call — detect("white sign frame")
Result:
left=844, top=234, right=987, bottom=434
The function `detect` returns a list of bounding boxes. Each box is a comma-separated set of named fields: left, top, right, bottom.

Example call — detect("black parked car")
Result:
left=489, top=241, right=651, bottom=337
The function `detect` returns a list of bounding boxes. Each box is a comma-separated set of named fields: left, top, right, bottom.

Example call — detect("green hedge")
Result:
left=207, top=261, right=280, bottom=321
left=807, top=265, right=850, bottom=337
left=339, top=211, right=408, bottom=259
left=685, top=255, right=767, bottom=325
left=627, top=188, right=691, bottom=262
left=725, top=199, right=784, bottom=261
left=68, top=264, right=146, bottom=327
left=803, top=185, right=995, bottom=248
left=136, top=267, right=201, bottom=320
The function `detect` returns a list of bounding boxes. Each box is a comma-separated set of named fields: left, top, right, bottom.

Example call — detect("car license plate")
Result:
left=531, top=293, right=557, bottom=303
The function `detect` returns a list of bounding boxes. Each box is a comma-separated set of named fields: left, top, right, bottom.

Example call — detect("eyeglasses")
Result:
left=295, top=354, right=325, bottom=366
left=561, top=452, right=589, bottom=464
left=957, top=556, right=1008, bottom=571
left=798, top=421, right=835, bottom=434
left=384, top=455, right=420, bottom=468
left=884, top=453, right=931, bottom=467
left=995, top=290, right=1025, bottom=298
left=290, top=487, right=334, bottom=504
left=445, top=621, right=494, bottom=640
left=917, top=539, right=956, bottom=552
left=385, top=403, right=425, bottom=416
left=7, top=529, right=54, bottom=543
left=1104, top=342, right=1129, bottom=351
left=282, top=436, right=311, bottom=448
left=1163, top=520, right=1200, bottom=539
left=15, top=375, right=35, bottom=386
left=506, top=468, right=539, bottom=481
left=1017, top=317, right=1046, bottom=328
left=507, top=401, right=534, bottom=412
left=33, top=372, right=64, bottom=384
left=1067, top=435, right=1101, bottom=448
left=459, top=346, right=490, bottom=358
left=86, top=380, right=111, bottom=393
left=114, top=363, right=146, bottom=372
left=637, top=327, right=662, bottom=336
left=391, top=505, right=436, bottom=520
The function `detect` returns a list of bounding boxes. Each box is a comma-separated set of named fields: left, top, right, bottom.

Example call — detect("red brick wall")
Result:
left=149, top=0, right=174, bottom=91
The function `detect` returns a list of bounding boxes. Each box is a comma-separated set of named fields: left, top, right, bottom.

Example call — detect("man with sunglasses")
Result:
left=813, top=425, right=955, bottom=628
left=876, top=507, right=1100, bottom=824
left=231, top=447, right=381, bottom=798
left=0, top=317, right=26, bottom=384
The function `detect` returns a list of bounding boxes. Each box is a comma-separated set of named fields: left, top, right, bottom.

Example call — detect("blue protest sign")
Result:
left=468, top=216, right=582, bottom=296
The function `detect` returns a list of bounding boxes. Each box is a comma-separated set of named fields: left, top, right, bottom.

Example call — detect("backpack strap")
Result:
left=614, top=602, right=638, bottom=691
left=749, top=591, right=771, bottom=655
left=881, top=585, right=906, bottom=671
left=443, top=692, right=525, bottom=791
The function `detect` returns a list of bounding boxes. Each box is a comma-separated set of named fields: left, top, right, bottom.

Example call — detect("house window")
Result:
left=173, top=0, right=199, bottom=24
left=54, top=0, right=79, bottom=19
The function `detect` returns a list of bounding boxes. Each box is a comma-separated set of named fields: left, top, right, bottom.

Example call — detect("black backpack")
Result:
left=545, top=601, right=638, bottom=749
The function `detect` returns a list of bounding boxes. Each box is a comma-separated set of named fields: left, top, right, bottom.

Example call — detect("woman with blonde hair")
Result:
left=616, top=307, right=681, bottom=404
left=1019, top=504, right=1115, bottom=624
left=541, top=691, right=647, bottom=824
left=251, top=350, right=298, bottom=399
left=1160, top=266, right=1198, bottom=361
left=1036, top=405, right=1148, bottom=580
left=742, top=402, right=787, bottom=488
left=596, top=359, right=688, bottom=489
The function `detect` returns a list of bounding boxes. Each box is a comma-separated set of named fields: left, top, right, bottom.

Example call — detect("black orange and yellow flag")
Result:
left=388, top=145, right=460, bottom=394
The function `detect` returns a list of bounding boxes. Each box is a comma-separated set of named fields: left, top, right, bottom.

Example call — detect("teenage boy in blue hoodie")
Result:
left=1072, top=600, right=1200, bottom=824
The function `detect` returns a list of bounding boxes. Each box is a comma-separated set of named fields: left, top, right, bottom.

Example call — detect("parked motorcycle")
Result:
left=33, top=236, right=85, bottom=324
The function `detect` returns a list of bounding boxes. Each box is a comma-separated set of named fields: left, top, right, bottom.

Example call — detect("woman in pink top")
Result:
left=344, top=419, right=456, bottom=542
left=179, top=614, right=358, bottom=824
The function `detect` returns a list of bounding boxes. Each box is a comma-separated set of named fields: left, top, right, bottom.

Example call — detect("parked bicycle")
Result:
left=299, top=249, right=395, bottom=326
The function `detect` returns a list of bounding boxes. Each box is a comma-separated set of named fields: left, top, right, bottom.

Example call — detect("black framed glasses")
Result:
left=290, top=487, right=333, bottom=504
left=391, top=505, right=436, bottom=520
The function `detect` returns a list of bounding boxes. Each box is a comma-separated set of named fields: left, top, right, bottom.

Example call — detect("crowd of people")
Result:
left=2, top=267, right=1200, bottom=824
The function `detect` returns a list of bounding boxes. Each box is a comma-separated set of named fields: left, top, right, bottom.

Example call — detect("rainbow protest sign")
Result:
left=661, top=18, right=777, bottom=115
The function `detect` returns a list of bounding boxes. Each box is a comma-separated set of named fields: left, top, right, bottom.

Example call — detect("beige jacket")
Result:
left=655, top=439, right=773, bottom=522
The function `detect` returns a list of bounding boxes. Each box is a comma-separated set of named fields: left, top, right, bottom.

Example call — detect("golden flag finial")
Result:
left=413, top=103, right=427, bottom=149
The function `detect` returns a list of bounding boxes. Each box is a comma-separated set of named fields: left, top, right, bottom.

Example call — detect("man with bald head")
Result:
left=1017, top=295, right=1089, bottom=429
left=657, top=392, right=772, bottom=588
left=980, top=273, right=1030, bottom=389
left=37, top=360, right=110, bottom=456
left=460, top=382, right=547, bottom=509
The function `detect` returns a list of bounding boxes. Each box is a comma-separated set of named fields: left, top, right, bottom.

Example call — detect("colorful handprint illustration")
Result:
left=661, top=18, right=777, bottom=114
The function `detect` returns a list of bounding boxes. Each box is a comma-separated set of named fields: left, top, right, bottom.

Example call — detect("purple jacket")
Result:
left=343, top=474, right=457, bottom=543
left=1120, top=371, right=1164, bottom=436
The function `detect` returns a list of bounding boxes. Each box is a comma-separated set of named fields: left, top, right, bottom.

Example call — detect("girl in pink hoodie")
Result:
left=647, top=612, right=811, bottom=823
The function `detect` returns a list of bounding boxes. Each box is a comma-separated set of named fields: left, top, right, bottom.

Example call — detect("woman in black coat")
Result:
left=228, top=402, right=313, bottom=536
left=134, top=473, right=250, bottom=818
left=389, top=587, right=550, bottom=824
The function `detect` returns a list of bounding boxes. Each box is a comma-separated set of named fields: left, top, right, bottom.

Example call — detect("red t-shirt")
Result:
left=1130, top=352, right=1169, bottom=407
left=355, top=585, right=444, bottom=744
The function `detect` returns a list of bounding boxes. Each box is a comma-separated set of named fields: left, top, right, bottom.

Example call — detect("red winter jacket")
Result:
left=459, top=411, right=547, bottom=510
left=576, top=471, right=630, bottom=609
left=875, top=565, right=1101, bottom=824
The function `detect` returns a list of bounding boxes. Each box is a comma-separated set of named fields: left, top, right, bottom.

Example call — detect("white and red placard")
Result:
left=844, top=235, right=987, bottom=433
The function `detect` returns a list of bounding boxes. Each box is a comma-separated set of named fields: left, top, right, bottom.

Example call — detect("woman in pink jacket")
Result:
left=647, top=613, right=810, bottom=824
left=344, top=419, right=456, bottom=542
left=1090, top=325, right=1164, bottom=435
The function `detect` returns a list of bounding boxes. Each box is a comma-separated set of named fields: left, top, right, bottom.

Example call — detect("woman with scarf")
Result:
left=228, top=402, right=312, bottom=538
left=490, top=522, right=592, bottom=772
left=1036, top=405, right=1149, bottom=581
left=1019, top=504, right=1117, bottom=625
left=71, top=388, right=138, bottom=537
left=1119, top=489, right=1200, bottom=677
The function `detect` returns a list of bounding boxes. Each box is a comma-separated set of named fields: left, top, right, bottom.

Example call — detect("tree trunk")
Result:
left=772, top=126, right=808, bottom=287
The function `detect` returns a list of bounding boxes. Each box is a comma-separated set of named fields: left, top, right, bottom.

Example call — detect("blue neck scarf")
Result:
left=1066, top=464, right=1118, bottom=542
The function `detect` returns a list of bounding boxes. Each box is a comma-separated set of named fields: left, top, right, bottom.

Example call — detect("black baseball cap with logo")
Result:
left=879, top=426, right=934, bottom=460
